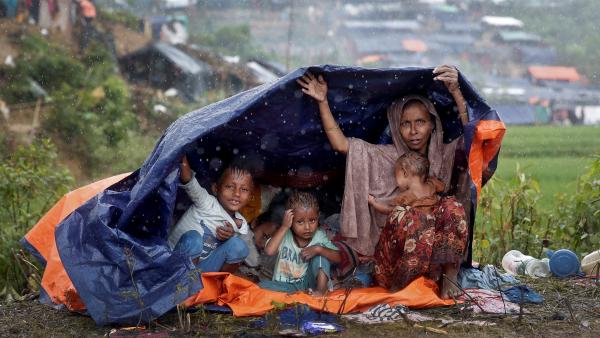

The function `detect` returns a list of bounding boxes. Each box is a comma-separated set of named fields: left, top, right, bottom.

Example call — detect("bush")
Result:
left=190, top=24, right=268, bottom=60
left=474, top=155, right=600, bottom=265
left=0, top=138, right=73, bottom=300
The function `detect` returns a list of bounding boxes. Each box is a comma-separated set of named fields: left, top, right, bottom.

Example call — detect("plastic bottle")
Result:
left=549, top=249, right=581, bottom=277
left=581, top=250, right=600, bottom=277
left=501, top=250, right=551, bottom=277
left=524, top=258, right=551, bottom=278
left=502, top=250, right=532, bottom=275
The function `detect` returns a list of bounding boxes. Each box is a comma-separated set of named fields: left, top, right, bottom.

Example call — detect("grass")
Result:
left=494, top=126, right=600, bottom=209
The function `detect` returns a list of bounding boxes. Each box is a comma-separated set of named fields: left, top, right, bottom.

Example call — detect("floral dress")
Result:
left=373, top=195, right=467, bottom=291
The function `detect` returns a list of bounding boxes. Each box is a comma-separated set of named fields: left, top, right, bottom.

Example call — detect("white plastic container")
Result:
left=524, top=258, right=551, bottom=278
left=502, top=250, right=551, bottom=277
left=581, top=250, right=600, bottom=276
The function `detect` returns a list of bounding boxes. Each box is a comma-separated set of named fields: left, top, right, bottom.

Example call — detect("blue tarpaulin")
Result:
left=26, top=65, right=504, bottom=325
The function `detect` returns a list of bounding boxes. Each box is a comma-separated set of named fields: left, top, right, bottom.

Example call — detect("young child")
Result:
left=239, top=210, right=282, bottom=281
left=168, top=156, right=252, bottom=273
left=368, top=151, right=445, bottom=215
left=259, top=191, right=341, bottom=295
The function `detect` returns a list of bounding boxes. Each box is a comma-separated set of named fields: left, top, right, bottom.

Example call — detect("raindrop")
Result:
left=210, top=158, right=223, bottom=171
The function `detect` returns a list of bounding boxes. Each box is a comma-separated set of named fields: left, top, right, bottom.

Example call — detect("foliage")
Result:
left=190, top=24, right=268, bottom=60
left=97, top=7, right=141, bottom=31
left=547, top=155, right=600, bottom=255
left=0, top=34, right=85, bottom=104
left=0, top=32, right=136, bottom=174
left=474, top=155, right=600, bottom=265
left=0, top=139, right=73, bottom=300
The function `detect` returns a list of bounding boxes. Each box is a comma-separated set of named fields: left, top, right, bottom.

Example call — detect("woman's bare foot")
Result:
left=440, top=264, right=461, bottom=299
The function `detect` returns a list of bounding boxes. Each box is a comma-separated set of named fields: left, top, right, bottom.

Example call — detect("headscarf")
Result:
left=340, top=95, right=460, bottom=256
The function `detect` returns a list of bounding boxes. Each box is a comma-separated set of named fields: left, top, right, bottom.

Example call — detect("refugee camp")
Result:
left=0, top=0, right=599, bottom=337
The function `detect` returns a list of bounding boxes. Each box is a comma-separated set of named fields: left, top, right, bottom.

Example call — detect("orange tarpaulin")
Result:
left=24, top=173, right=455, bottom=316
left=468, top=120, right=506, bottom=199
left=24, top=173, right=130, bottom=311
left=185, top=273, right=455, bottom=316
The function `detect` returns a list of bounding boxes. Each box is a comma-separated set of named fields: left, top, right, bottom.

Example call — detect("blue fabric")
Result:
left=198, top=236, right=249, bottom=272
left=502, top=285, right=544, bottom=304
left=259, top=255, right=332, bottom=292
left=458, top=264, right=519, bottom=290
left=38, top=65, right=501, bottom=325
left=174, top=230, right=204, bottom=259
left=173, top=230, right=249, bottom=272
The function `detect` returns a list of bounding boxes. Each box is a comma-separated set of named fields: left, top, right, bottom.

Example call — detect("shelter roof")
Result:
left=528, top=66, right=581, bottom=82
left=498, top=31, right=542, bottom=43
left=481, top=16, right=524, bottom=28
left=151, top=42, right=204, bottom=74
left=494, top=103, right=536, bottom=125
left=343, top=20, right=421, bottom=31
left=402, top=39, right=428, bottom=52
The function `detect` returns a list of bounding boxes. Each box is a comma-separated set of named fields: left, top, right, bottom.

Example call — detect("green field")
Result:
left=494, top=126, right=600, bottom=208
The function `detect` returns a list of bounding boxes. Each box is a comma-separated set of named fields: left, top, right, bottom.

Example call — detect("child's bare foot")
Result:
left=309, top=289, right=325, bottom=297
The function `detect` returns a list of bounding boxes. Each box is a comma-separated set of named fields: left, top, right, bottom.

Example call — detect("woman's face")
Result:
left=399, top=103, right=434, bottom=154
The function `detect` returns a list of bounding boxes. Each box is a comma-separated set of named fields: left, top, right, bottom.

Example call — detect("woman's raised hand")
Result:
left=433, top=65, right=460, bottom=94
left=297, top=72, right=328, bottom=103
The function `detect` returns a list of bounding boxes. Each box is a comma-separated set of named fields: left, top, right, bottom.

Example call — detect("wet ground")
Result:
left=0, top=277, right=598, bottom=337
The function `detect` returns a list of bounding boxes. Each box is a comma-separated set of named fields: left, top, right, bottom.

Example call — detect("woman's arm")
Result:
left=433, top=65, right=469, bottom=125
left=297, top=73, right=349, bottom=154
left=264, top=209, right=294, bottom=256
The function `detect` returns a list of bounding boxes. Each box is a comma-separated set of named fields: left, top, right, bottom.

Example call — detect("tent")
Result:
left=22, top=65, right=505, bottom=325
left=119, top=42, right=213, bottom=102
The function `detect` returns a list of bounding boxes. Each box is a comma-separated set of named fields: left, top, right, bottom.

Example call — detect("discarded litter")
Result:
left=301, top=321, right=344, bottom=335
left=502, top=250, right=551, bottom=277
left=502, top=285, right=544, bottom=304
left=581, top=250, right=600, bottom=277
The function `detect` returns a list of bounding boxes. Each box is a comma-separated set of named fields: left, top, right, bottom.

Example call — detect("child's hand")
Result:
left=300, top=245, right=322, bottom=261
left=282, top=209, right=294, bottom=229
left=368, top=194, right=376, bottom=205
left=296, top=72, right=328, bottom=103
left=216, top=221, right=234, bottom=241
left=180, top=155, right=193, bottom=184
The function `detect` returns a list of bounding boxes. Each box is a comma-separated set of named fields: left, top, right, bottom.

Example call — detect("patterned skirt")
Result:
left=373, top=196, right=468, bottom=291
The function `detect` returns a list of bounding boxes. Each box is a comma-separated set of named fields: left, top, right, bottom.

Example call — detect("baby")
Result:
left=368, top=151, right=444, bottom=215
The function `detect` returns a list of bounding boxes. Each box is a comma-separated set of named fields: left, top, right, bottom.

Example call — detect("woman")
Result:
left=296, top=65, right=469, bottom=298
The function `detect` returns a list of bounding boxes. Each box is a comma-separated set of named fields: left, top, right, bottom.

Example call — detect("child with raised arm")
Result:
left=259, top=191, right=341, bottom=295
left=368, top=151, right=445, bottom=215
left=168, top=156, right=252, bottom=273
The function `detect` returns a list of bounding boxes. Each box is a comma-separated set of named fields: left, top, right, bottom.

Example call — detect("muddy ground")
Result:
left=0, top=276, right=598, bottom=338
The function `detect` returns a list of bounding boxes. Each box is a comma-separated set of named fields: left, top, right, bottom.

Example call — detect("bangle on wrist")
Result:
left=324, top=124, right=339, bottom=132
